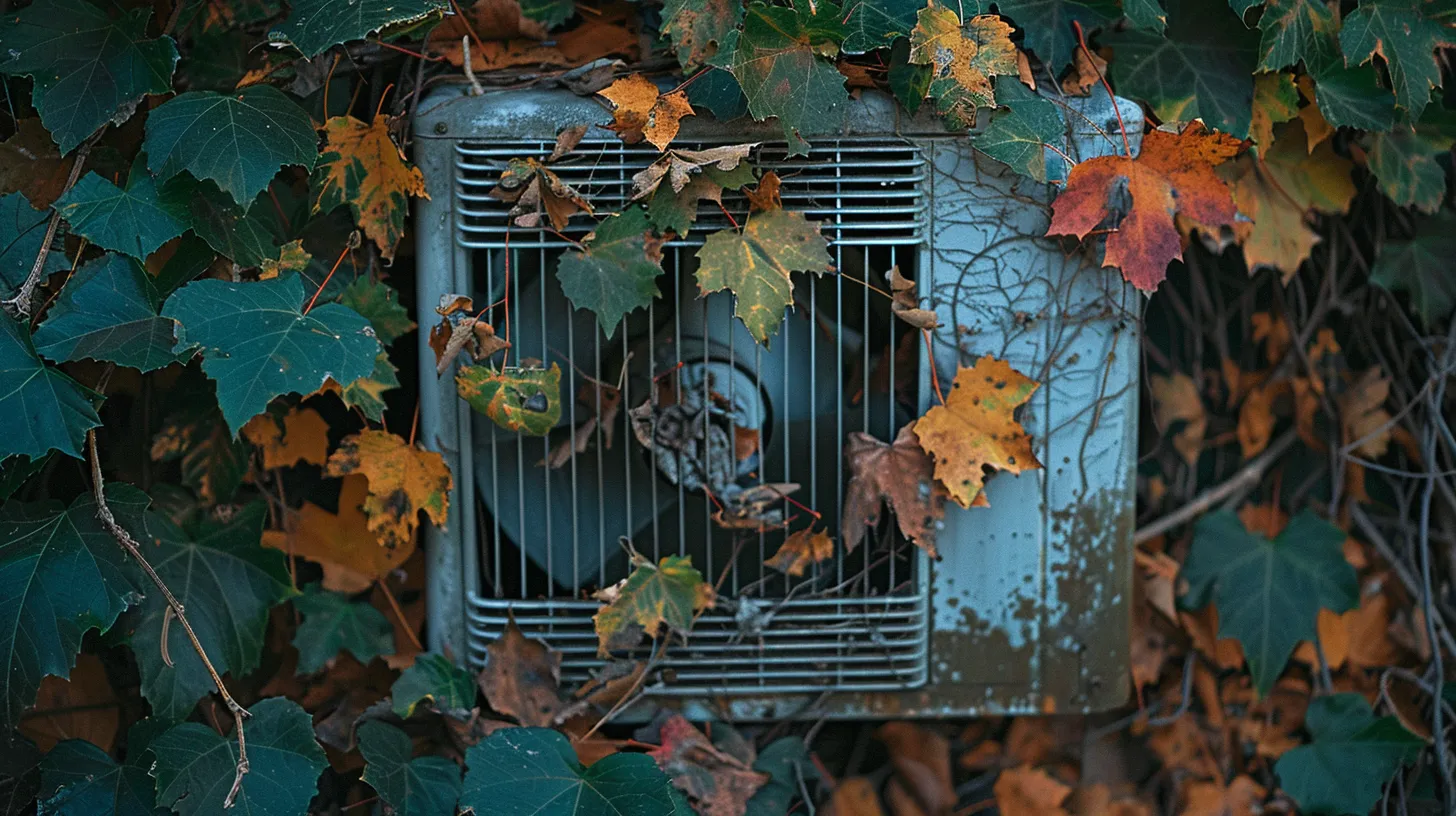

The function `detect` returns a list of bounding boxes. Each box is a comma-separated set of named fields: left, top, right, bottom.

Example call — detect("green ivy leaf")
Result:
left=159, top=177, right=281, bottom=269
left=457, top=364, right=563, bottom=436
left=1371, top=209, right=1456, bottom=323
left=1341, top=0, right=1452, bottom=118
left=292, top=584, right=395, bottom=672
left=646, top=164, right=756, bottom=235
left=359, top=721, right=462, bottom=816
left=1122, top=0, right=1167, bottom=31
left=1, top=192, right=67, bottom=299
left=392, top=653, right=477, bottom=719
left=972, top=79, right=1068, bottom=183
left=33, top=254, right=186, bottom=372
left=0, top=0, right=178, bottom=153
left=269, top=0, right=446, bottom=57
left=39, top=721, right=166, bottom=816
left=55, top=161, right=185, bottom=261
left=460, top=728, right=687, bottom=816
left=1244, top=0, right=1335, bottom=71
left=1364, top=111, right=1456, bottom=212
left=685, top=68, right=748, bottom=120
left=663, top=0, right=746, bottom=70
left=593, top=554, right=714, bottom=655
left=151, top=697, right=327, bottom=816
left=128, top=503, right=294, bottom=722
left=0, top=486, right=147, bottom=735
left=0, top=315, right=103, bottom=462
left=744, top=737, right=821, bottom=816
left=556, top=208, right=663, bottom=338
left=887, top=38, right=932, bottom=115
left=520, top=0, right=576, bottom=26
left=144, top=86, right=318, bottom=208
left=337, top=277, right=415, bottom=346
left=1274, top=694, right=1424, bottom=815
left=718, top=2, right=848, bottom=155
left=841, top=0, right=925, bottom=52
left=694, top=209, right=832, bottom=345
left=1104, top=0, right=1258, bottom=138
left=162, top=274, right=380, bottom=434
left=1182, top=509, right=1357, bottom=694
left=993, top=0, right=1119, bottom=72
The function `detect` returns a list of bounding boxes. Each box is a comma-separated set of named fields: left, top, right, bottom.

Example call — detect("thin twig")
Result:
left=1071, top=20, right=1131, bottom=158
left=1134, top=429, right=1299, bottom=544
left=377, top=578, right=425, bottom=653
left=2, top=135, right=96, bottom=319
left=87, top=432, right=252, bottom=806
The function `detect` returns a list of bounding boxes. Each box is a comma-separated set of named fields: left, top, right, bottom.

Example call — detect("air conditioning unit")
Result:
left=414, top=82, right=1144, bottom=719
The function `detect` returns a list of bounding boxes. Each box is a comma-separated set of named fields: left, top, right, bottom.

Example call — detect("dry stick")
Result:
left=87, top=431, right=253, bottom=806
left=1133, top=428, right=1299, bottom=545
left=1349, top=504, right=1456, bottom=661
left=2, top=136, right=96, bottom=319
left=377, top=578, right=425, bottom=653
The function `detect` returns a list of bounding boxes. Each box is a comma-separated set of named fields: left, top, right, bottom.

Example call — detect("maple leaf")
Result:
left=491, top=157, right=594, bottom=231
left=262, top=474, right=411, bottom=594
left=1149, top=372, right=1206, bottom=464
left=631, top=143, right=756, bottom=201
left=555, top=207, right=663, bottom=337
left=878, top=723, right=956, bottom=815
left=1046, top=123, right=1243, bottom=291
left=907, top=2, right=1018, bottom=128
left=598, top=74, right=696, bottom=151
left=325, top=429, right=452, bottom=550
left=428, top=293, right=511, bottom=374
left=912, top=356, right=1043, bottom=510
left=479, top=618, right=568, bottom=727
left=662, top=0, right=744, bottom=69
left=1340, top=0, right=1453, bottom=118
left=764, top=526, right=834, bottom=576
left=1274, top=694, right=1423, bottom=815
left=313, top=114, right=429, bottom=261
left=592, top=553, right=714, bottom=656
left=650, top=715, right=770, bottom=816
left=1249, top=72, right=1299, bottom=156
left=694, top=208, right=832, bottom=345
left=241, top=405, right=330, bottom=470
left=457, top=363, right=563, bottom=436
left=1371, top=209, right=1456, bottom=323
left=842, top=426, right=947, bottom=556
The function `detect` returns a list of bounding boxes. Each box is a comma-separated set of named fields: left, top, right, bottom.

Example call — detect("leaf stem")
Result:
left=377, top=578, right=424, bottom=654
left=1071, top=21, right=1131, bottom=158
left=304, top=241, right=353, bottom=314
left=2, top=134, right=97, bottom=319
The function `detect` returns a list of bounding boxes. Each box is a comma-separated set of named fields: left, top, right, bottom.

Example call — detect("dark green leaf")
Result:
left=159, top=178, right=280, bottom=269
left=887, top=38, right=932, bottom=114
left=993, top=0, right=1119, bottom=72
left=1104, top=0, right=1258, bottom=138
left=1122, top=0, right=1166, bottom=30
left=1248, top=0, right=1335, bottom=70
left=556, top=208, right=662, bottom=338
left=695, top=209, right=832, bottom=345
left=161, top=274, right=380, bottom=434
left=664, top=0, right=747, bottom=69
left=842, top=0, right=925, bottom=52
left=1274, top=694, right=1423, bottom=815
left=457, top=364, right=563, bottom=436
left=0, top=315, right=102, bottom=462
left=151, top=391, right=251, bottom=505
left=149, top=234, right=216, bottom=297
left=0, top=0, right=178, bottom=152
left=460, top=728, right=687, bottom=816
left=1371, top=209, right=1456, bottom=323
left=392, top=653, right=477, bottom=719
left=1341, top=0, right=1452, bottom=118
left=685, top=68, right=748, bottom=121
left=0, top=454, right=50, bottom=502
left=269, top=0, right=446, bottom=57
left=1183, top=509, right=1357, bottom=694
left=359, top=721, right=461, bottom=816
left=128, top=504, right=293, bottom=721
left=151, top=697, right=327, bottom=816
left=55, top=163, right=186, bottom=261
left=337, top=277, right=415, bottom=346
left=0, top=486, right=147, bottom=735
left=33, top=254, right=185, bottom=372
left=340, top=352, right=401, bottom=423
left=972, top=79, right=1068, bottom=182
left=718, top=3, right=849, bottom=155
left=292, top=584, right=394, bottom=672
left=178, top=29, right=256, bottom=92
left=1, top=192, right=67, bottom=299
left=0, top=736, right=41, bottom=813
left=520, top=0, right=576, bottom=26
left=1364, top=111, right=1456, bottom=212
left=39, top=721, right=167, bottom=816
left=745, top=737, right=822, bottom=816
left=144, top=86, right=318, bottom=208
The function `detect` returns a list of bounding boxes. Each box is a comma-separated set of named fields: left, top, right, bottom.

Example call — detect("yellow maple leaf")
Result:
left=907, top=2, right=1017, bottom=126
left=764, top=526, right=834, bottom=576
left=241, top=405, right=330, bottom=470
left=912, top=355, right=1043, bottom=509
left=262, top=474, right=408, bottom=593
left=598, top=73, right=696, bottom=151
left=314, top=114, right=429, bottom=260
left=325, top=429, right=452, bottom=549
left=592, top=553, right=713, bottom=656
left=257, top=239, right=312, bottom=280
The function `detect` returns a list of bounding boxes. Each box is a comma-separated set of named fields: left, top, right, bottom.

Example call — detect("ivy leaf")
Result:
left=1122, top=0, right=1167, bottom=31
left=593, top=553, right=714, bottom=656
left=662, top=0, right=746, bottom=69
left=1364, top=111, right=1456, bottom=212
left=39, top=721, right=166, bottom=816
left=1249, top=71, right=1299, bottom=155
left=1103, top=0, right=1258, bottom=138
left=556, top=207, right=663, bottom=338
left=992, top=0, right=1118, bottom=72
left=162, top=274, right=380, bottom=434
left=144, top=86, right=318, bottom=208
left=270, top=0, right=447, bottom=57
left=0, top=0, right=178, bottom=153
left=460, top=727, right=687, bottom=816
left=392, top=653, right=477, bottom=718
left=313, top=114, right=429, bottom=261
left=1, top=192, right=67, bottom=299
left=842, top=0, right=925, bottom=53
left=1304, top=31, right=1396, bottom=131
left=151, top=697, right=327, bottom=816
left=55, top=163, right=185, bottom=261
left=128, top=503, right=294, bottom=722
left=1274, top=694, right=1423, bottom=815
left=888, top=38, right=932, bottom=113
left=292, top=584, right=395, bottom=673
left=719, top=2, right=848, bottom=155
left=457, top=364, right=563, bottom=436
left=907, top=2, right=1018, bottom=128
left=1370, top=209, right=1456, bottom=324
left=359, top=720, right=462, bottom=816
left=324, top=429, right=452, bottom=550
left=1243, top=0, right=1335, bottom=70
left=337, top=277, right=415, bottom=347
left=520, top=0, right=576, bottom=27
left=972, top=78, right=1068, bottom=182
left=1341, top=0, right=1452, bottom=118
left=1183, top=509, right=1357, bottom=694
left=158, top=177, right=281, bottom=269
left=0, top=314, right=103, bottom=462
left=694, top=209, right=832, bottom=345
left=33, top=254, right=186, bottom=372
left=0, top=486, right=147, bottom=736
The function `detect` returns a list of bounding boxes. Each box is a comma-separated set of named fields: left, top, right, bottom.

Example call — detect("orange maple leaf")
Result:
left=325, top=430, right=452, bottom=550
left=1046, top=123, right=1243, bottom=291
left=598, top=74, right=695, bottom=151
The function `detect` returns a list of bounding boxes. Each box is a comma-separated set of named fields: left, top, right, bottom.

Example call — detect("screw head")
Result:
left=433, top=121, right=448, bottom=135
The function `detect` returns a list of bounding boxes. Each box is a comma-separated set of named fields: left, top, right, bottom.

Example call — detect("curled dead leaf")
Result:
left=478, top=618, right=569, bottom=727
left=764, top=525, right=834, bottom=576
left=842, top=425, right=947, bottom=556
left=886, top=265, right=940, bottom=329
left=599, top=74, right=696, bottom=151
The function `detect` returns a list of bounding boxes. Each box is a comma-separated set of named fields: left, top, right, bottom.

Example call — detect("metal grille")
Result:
left=454, top=138, right=931, bottom=693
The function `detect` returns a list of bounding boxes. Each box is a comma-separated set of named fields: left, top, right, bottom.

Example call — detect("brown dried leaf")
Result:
left=478, top=618, right=567, bottom=727
left=827, top=778, right=887, bottom=816
left=1339, top=367, right=1393, bottom=458
left=877, top=723, right=955, bottom=816
left=492, top=158, right=595, bottom=231
left=650, top=715, right=769, bottom=816
left=1150, top=372, right=1205, bottom=465
left=550, top=124, right=589, bottom=161
left=993, top=766, right=1071, bottom=816
left=17, top=654, right=118, bottom=754
left=263, top=474, right=407, bottom=594
left=764, top=525, right=834, bottom=576
left=886, top=266, right=940, bottom=329
left=631, top=143, right=756, bottom=200
left=713, top=482, right=800, bottom=530
left=743, top=170, right=782, bottom=212
left=325, top=429, right=452, bottom=550
left=1061, top=48, right=1107, bottom=97
left=599, top=74, right=696, bottom=151
left=1180, top=775, right=1266, bottom=816
left=241, top=405, right=330, bottom=470
left=842, top=425, right=947, bottom=556
left=0, top=119, right=73, bottom=209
